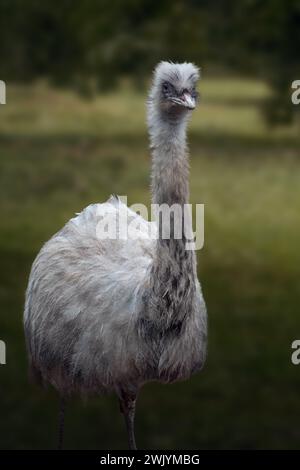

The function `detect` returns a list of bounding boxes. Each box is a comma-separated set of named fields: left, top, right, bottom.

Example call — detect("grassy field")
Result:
left=0, top=77, right=300, bottom=449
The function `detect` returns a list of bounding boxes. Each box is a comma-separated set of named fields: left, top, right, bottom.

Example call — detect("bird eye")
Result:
left=162, top=81, right=171, bottom=95
left=191, top=88, right=198, bottom=100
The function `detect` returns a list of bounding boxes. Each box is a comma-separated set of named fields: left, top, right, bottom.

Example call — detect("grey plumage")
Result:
left=24, top=61, right=207, bottom=449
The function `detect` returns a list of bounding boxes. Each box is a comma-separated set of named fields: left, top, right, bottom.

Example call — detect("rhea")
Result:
left=24, top=62, right=207, bottom=450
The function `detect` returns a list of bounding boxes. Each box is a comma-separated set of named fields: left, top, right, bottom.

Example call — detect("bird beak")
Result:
left=180, top=92, right=196, bottom=110
left=169, top=92, right=197, bottom=110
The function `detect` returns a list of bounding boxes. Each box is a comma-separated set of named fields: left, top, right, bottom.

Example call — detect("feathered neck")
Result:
left=146, top=99, right=197, bottom=330
left=148, top=102, right=190, bottom=207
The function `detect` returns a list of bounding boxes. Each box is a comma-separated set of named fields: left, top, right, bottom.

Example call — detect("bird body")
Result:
left=24, top=61, right=207, bottom=449
left=25, top=197, right=154, bottom=395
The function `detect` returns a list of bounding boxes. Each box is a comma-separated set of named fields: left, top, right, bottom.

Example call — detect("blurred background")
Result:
left=0, top=0, right=300, bottom=449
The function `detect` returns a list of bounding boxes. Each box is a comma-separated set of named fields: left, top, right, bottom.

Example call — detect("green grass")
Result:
left=0, top=77, right=300, bottom=449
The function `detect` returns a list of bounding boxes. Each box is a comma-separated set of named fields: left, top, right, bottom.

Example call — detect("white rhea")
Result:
left=24, top=61, right=207, bottom=450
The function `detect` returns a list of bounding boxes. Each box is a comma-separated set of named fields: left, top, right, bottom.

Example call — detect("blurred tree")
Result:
left=0, top=0, right=298, bottom=122
left=228, top=0, right=300, bottom=124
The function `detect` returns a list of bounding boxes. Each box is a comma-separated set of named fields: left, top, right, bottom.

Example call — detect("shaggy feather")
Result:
left=24, top=62, right=207, bottom=400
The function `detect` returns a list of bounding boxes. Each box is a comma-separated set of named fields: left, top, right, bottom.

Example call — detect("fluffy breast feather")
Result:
left=24, top=196, right=158, bottom=393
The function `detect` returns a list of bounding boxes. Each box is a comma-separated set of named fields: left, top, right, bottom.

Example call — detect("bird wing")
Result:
left=68, top=194, right=157, bottom=261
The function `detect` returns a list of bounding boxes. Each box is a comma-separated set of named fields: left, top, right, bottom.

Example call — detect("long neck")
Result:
left=147, top=104, right=197, bottom=328
left=150, top=112, right=189, bottom=207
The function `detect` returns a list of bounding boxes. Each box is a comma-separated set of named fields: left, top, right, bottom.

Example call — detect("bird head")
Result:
left=149, top=61, right=200, bottom=115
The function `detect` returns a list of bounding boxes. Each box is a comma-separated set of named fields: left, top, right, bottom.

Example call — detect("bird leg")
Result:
left=57, top=396, right=66, bottom=450
left=119, top=392, right=137, bottom=450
